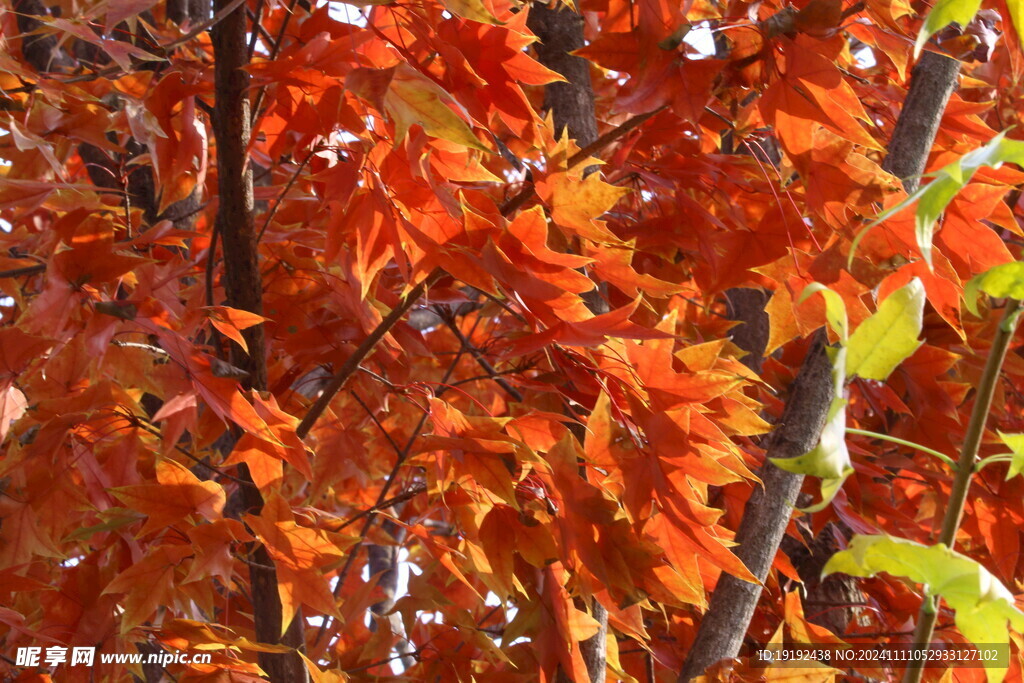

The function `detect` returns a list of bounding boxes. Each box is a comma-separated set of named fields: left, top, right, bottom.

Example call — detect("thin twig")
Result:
left=0, top=264, right=45, bottom=278
left=112, top=340, right=169, bottom=356
left=350, top=390, right=406, bottom=456
left=256, top=149, right=317, bottom=242
left=249, top=0, right=305, bottom=126
left=203, top=224, right=226, bottom=359
left=236, top=556, right=277, bottom=571
left=500, top=106, right=667, bottom=215
left=329, top=482, right=428, bottom=532
left=163, top=0, right=249, bottom=52
left=312, top=324, right=477, bottom=647
left=164, top=199, right=210, bottom=224
left=343, top=647, right=424, bottom=674
left=296, top=268, right=445, bottom=440
left=247, top=0, right=266, bottom=60
left=477, top=289, right=527, bottom=323
left=112, top=408, right=257, bottom=488
left=441, top=315, right=523, bottom=402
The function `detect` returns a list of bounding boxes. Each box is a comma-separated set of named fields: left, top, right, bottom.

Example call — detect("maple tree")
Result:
left=4, top=0, right=1024, bottom=680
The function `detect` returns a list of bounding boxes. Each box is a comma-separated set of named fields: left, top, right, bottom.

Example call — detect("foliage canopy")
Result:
left=3, top=0, right=1024, bottom=680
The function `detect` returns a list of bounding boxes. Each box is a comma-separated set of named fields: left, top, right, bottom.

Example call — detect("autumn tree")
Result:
left=3, top=0, right=1024, bottom=681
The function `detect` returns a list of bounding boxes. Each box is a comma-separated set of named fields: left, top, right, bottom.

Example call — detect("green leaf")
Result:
left=1008, top=0, right=1024, bottom=52
left=915, top=0, right=982, bottom=57
left=846, top=278, right=924, bottom=381
left=998, top=431, right=1024, bottom=480
left=773, top=396, right=850, bottom=480
left=915, top=175, right=960, bottom=266
left=852, top=134, right=1024, bottom=268
left=771, top=347, right=852, bottom=511
left=62, top=508, right=143, bottom=542
left=825, top=534, right=1024, bottom=680
left=964, top=262, right=1024, bottom=317
left=915, top=135, right=1024, bottom=265
left=799, top=283, right=849, bottom=343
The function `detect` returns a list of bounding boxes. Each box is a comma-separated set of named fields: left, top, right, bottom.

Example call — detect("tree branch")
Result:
left=295, top=268, right=445, bottom=440
left=210, top=0, right=307, bottom=679
left=882, top=52, right=961, bottom=193
left=0, top=264, right=45, bottom=279
left=441, top=314, right=524, bottom=402
left=679, top=43, right=964, bottom=681
left=500, top=106, right=665, bottom=215
left=679, top=332, right=834, bottom=681
left=311, top=337, right=472, bottom=651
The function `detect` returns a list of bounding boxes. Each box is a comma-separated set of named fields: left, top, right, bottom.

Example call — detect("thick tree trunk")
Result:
left=210, top=1, right=308, bottom=680
left=526, top=3, right=598, bottom=147
left=724, top=288, right=770, bottom=373
left=528, top=4, right=607, bottom=681
left=678, top=47, right=963, bottom=682
left=678, top=333, right=833, bottom=681
left=882, top=51, right=961, bottom=193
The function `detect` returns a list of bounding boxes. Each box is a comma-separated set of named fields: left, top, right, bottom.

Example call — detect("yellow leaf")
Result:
left=536, top=171, right=630, bottom=242
left=385, top=65, right=491, bottom=153
left=441, top=0, right=503, bottom=24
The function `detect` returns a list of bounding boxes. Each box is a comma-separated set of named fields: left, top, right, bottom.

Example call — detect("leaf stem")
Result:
left=902, top=298, right=1021, bottom=683
left=845, top=427, right=955, bottom=468
left=974, top=453, right=1013, bottom=471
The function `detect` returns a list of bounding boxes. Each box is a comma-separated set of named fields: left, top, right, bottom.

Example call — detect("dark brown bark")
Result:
left=210, top=0, right=307, bottom=680
left=780, top=520, right=864, bottom=634
left=211, top=2, right=265, bottom=387
left=12, top=0, right=76, bottom=73
left=724, top=288, right=770, bottom=373
left=728, top=291, right=862, bottom=637
left=679, top=332, right=833, bottom=681
left=526, top=3, right=598, bottom=148
left=882, top=51, right=961, bottom=193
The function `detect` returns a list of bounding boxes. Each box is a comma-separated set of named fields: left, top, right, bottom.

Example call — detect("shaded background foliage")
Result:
left=0, top=0, right=1024, bottom=679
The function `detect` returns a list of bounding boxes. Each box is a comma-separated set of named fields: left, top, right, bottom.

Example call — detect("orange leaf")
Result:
left=543, top=562, right=602, bottom=681
left=0, top=385, right=27, bottom=444
left=112, top=459, right=225, bottom=535
left=203, top=306, right=269, bottom=354
left=245, top=494, right=349, bottom=631
left=102, top=544, right=193, bottom=632
left=535, top=170, right=630, bottom=243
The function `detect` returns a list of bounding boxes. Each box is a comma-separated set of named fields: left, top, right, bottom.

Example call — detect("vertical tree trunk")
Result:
left=882, top=52, right=961, bottom=193
left=526, top=3, right=598, bottom=147
left=528, top=4, right=607, bottom=680
left=210, top=1, right=308, bottom=680
left=678, top=333, right=833, bottom=681
left=678, top=47, right=963, bottom=683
